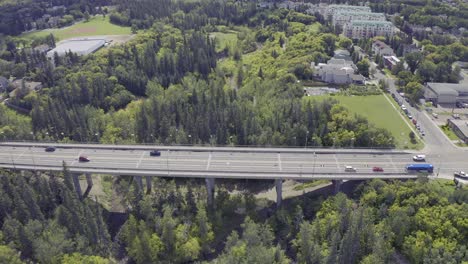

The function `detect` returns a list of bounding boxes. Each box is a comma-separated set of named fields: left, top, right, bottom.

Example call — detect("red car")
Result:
left=372, top=166, right=384, bottom=172
left=79, top=155, right=90, bottom=162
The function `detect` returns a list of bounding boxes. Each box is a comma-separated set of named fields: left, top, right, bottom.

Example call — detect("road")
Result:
left=0, top=143, right=463, bottom=180
left=371, top=62, right=458, bottom=154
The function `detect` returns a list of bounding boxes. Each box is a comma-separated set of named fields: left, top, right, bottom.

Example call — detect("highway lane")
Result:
left=0, top=145, right=464, bottom=180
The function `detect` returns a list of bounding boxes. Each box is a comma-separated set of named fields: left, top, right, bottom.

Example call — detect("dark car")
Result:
left=150, top=150, right=161, bottom=156
left=372, top=166, right=384, bottom=172
left=45, top=146, right=56, bottom=152
left=79, top=155, right=90, bottom=162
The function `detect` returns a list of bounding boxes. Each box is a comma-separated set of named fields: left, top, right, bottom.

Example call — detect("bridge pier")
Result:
left=82, top=173, right=93, bottom=199
left=275, top=179, right=283, bottom=207
left=72, top=173, right=83, bottom=200
left=206, top=178, right=215, bottom=207
left=332, top=180, right=343, bottom=194
left=134, top=176, right=144, bottom=191
left=145, top=176, right=152, bottom=194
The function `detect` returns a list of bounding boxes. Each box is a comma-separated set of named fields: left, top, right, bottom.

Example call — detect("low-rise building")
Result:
left=447, top=119, right=468, bottom=143
left=9, top=79, right=43, bottom=98
left=402, top=44, right=421, bottom=55
left=344, top=20, right=395, bottom=39
left=383, top=55, right=400, bottom=70
left=313, top=57, right=364, bottom=85
left=372, top=40, right=394, bottom=56
left=424, top=82, right=468, bottom=105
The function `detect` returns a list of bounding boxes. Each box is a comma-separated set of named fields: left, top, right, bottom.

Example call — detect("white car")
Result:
left=345, top=166, right=357, bottom=172
left=413, top=155, right=426, bottom=161
left=454, top=171, right=467, bottom=179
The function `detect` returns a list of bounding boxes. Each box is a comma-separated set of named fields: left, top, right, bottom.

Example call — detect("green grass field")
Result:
left=210, top=31, right=238, bottom=52
left=440, top=125, right=459, bottom=140
left=313, top=94, right=423, bottom=149
left=21, top=16, right=131, bottom=41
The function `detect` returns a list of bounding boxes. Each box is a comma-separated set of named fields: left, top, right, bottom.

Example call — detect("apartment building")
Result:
left=332, top=11, right=385, bottom=27
left=344, top=20, right=395, bottom=39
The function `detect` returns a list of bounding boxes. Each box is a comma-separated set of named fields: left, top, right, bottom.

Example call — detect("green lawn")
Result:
left=210, top=31, right=238, bottom=52
left=21, top=16, right=131, bottom=41
left=440, top=125, right=459, bottom=140
left=313, top=94, right=423, bottom=149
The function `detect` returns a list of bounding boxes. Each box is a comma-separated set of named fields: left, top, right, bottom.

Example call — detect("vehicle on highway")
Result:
left=406, top=164, right=434, bottom=173
left=454, top=171, right=467, bottom=179
left=413, top=155, right=426, bottom=161
left=372, top=166, right=384, bottom=172
left=79, top=156, right=90, bottom=162
left=150, top=150, right=161, bottom=156
left=45, top=146, right=56, bottom=152
left=344, top=166, right=357, bottom=172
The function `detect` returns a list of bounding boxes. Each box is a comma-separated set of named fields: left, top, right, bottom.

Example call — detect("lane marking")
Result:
left=206, top=153, right=212, bottom=170
left=277, top=153, right=282, bottom=172
left=136, top=151, right=146, bottom=168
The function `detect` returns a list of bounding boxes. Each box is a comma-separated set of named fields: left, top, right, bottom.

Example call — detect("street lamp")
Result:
left=229, top=136, right=233, bottom=146
left=305, top=131, right=309, bottom=148
left=351, top=137, right=355, bottom=148
left=188, top=134, right=192, bottom=145
left=293, top=136, right=297, bottom=146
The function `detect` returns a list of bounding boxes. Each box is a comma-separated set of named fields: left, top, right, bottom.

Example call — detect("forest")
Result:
left=0, top=0, right=396, bottom=148
left=0, top=169, right=467, bottom=263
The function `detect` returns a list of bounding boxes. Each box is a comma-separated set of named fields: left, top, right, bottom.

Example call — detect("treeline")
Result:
left=0, top=0, right=111, bottom=35
left=111, top=0, right=258, bottom=31
left=0, top=169, right=112, bottom=263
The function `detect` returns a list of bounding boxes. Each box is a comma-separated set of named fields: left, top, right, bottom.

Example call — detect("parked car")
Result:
left=45, top=146, right=56, bottom=152
left=79, top=156, right=90, bottom=162
left=344, top=166, right=357, bottom=172
left=372, top=166, right=384, bottom=172
left=407, top=114, right=413, bottom=119
left=432, top=113, right=438, bottom=119
left=413, top=155, right=426, bottom=161
left=454, top=171, right=468, bottom=179
left=412, top=119, right=417, bottom=125
left=150, top=150, right=161, bottom=156
left=421, top=131, right=426, bottom=136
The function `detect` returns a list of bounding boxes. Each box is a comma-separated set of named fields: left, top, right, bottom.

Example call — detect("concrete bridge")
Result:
left=0, top=142, right=462, bottom=206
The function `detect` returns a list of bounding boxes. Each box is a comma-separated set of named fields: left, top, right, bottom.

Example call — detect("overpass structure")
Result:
left=0, top=142, right=464, bottom=206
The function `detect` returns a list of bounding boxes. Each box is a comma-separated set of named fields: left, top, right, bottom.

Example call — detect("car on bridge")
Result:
left=150, top=150, right=161, bottom=156
left=345, top=166, right=357, bottom=172
left=79, top=156, right=90, bottom=162
left=413, top=155, right=426, bottom=161
left=45, top=146, right=56, bottom=152
left=372, top=166, right=384, bottom=172
left=454, top=171, right=467, bottom=179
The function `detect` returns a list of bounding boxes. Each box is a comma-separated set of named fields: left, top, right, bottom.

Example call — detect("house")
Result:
left=372, top=40, right=394, bottom=56
left=9, top=79, right=43, bottom=97
left=383, top=56, right=400, bottom=70
left=447, top=119, right=468, bottom=143
left=424, top=82, right=468, bottom=105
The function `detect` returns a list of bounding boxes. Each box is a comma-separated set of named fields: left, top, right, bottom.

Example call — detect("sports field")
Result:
left=22, top=16, right=131, bottom=41
left=313, top=94, right=423, bottom=149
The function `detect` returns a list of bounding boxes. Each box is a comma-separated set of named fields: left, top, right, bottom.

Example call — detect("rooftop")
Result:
left=427, top=83, right=468, bottom=96
left=47, top=38, right=106, bottom=56
left=350, top=20, right=394, bottom=26
left=449, top=119, right=468, bottom=138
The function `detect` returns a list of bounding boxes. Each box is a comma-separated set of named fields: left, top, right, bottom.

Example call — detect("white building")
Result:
left=313, top=58, right=364, bottom=85
left=47, top=38, right=106, bottom=59
left=324, top=5, right=371, bottom=18
left=332, top=11, right=385, bottom=27
left=344, top=20, right=395, bottom=39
